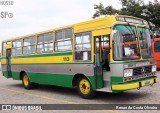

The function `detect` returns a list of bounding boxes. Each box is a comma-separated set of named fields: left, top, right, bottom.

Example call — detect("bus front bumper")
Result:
left=112, top=76, right=158, bottom=92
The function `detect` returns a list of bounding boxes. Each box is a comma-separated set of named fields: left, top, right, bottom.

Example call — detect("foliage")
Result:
left=93, top=3, right=119, bottom=18
left=93, top=0, right=160, bottom=27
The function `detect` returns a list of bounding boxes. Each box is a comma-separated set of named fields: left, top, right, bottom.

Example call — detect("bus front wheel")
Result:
left=77, top=77, right=96, bottom=99
left=22, top=73, right=38, bottom=89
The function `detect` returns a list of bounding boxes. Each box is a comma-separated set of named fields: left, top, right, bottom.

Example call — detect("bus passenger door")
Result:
left=94, top=36, right=103, bottom=89
left=6, top=49, right=12, bottom=78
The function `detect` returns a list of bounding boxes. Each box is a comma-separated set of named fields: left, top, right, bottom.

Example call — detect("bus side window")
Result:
left=2, top=42, right=6, bottom=56
left=75, top=32, right=91, bottom=61
left=54, top=28, right=72, bottom=52
left=23, top=36, right=36, bottom=55
left=37, top=33, right=53, bottom=54
left=12, top=39, right=22, bottom=56
left=154, top=41, right=160, bottom=52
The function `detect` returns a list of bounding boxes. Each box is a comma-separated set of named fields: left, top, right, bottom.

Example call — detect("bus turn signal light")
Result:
left=125, top=77, right=132, bottom=81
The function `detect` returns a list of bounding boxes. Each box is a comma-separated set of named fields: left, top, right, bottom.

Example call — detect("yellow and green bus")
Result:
left=1, top=15, right=158, bottom=98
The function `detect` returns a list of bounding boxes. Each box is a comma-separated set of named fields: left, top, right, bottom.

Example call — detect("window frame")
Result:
left=112, top=24, right=141, bottom=61
left=154, top=41, right=160, bottom=52
left=23, top=36, right=37, bottom=55
left=74, top=32, right=92, bottom=62
left=12, top=39, right=22, bottom=56
left=37, top=32, right=54, bottom=54
left=54, top=28, right=73, bottom=52
left=2, top=42, right=6, bottom=57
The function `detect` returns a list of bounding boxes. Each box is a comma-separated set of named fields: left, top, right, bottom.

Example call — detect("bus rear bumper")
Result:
left=112, top=77, right=158, bottom=92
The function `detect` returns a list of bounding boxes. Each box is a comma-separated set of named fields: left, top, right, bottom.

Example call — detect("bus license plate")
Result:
left=145, top=81, right=150, bottom=86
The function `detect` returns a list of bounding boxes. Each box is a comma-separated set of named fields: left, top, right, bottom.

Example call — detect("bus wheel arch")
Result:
left=72, top=74, right=93, bottom=88
left=20, top=71, right=38, bottom=89
left=20, top=71, right=26, bottom=80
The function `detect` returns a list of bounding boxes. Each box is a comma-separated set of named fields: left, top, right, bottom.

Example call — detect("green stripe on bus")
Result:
left=0, top=51, right=72, bottom=59
left=2, top=71, right=96, bottom=90
left=111, top=76, right=123, bottom=83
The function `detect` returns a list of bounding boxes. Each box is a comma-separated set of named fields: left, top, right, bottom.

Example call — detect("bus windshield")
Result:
left=113, top=25, right=140, bottom=60
left=138, top=27, right=152, bottom=58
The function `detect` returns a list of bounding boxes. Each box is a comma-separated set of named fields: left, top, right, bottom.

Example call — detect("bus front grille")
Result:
left=133, top=65, right=152, bottom=76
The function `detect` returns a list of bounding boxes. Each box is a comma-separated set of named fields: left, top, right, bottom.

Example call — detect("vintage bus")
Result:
left=152, top=37, right=160, bottom=69
left=1, top=15, right=158, bottom=99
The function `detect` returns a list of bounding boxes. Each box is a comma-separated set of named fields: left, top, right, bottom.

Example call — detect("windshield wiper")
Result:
left=126, top=22, right=137, bottom=38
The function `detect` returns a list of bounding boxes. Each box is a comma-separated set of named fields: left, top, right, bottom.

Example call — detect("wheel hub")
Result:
left=79, top=79, right=90, bottom=94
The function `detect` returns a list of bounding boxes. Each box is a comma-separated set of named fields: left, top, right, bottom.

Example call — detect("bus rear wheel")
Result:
left=22, top=73, right=38, bottom=89
left=77, top=77, right=96, bottom=99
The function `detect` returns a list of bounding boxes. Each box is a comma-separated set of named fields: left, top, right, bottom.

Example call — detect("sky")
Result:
left=0, top=0, right=154, bottom=43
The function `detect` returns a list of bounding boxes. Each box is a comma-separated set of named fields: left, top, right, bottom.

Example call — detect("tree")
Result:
left=145, top=1, right=160, bottom=28
left=93, top=3, right=119, bottom=18
left=93, top=0, right=160, bottom=27
left=119, top=0, right=145, bottom=18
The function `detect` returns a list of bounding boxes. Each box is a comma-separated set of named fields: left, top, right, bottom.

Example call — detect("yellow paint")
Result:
left=109, top=27, right=114, bottom=62
left=79, top=79, right=90, bottom=94
left=6, top=44, right=12, bottom=49
left=5, top=55, right=73, bottom=64
left=1, top=59, right=6, bottom=64
left=91, top=28, right=112, bottom=62
left=112, top=78, right=158, bottom=91
left=150, top=79, right=154, bottom=84
left=156, top=78, right=158, bottom=83
left=23, top=75, right=29, bottom=86
left=1, top=55, right=73, bottom=65
left=141, top=81, right=145, bottom=87
left=91, top=36, right=94, bottom=63
left=74, top=16, right=116, bottom=33
left=112, top=82, right=139, bottom=90
left=92, top=28, right=111, bottom=37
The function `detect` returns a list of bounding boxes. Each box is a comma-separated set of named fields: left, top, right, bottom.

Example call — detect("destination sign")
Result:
left=117, top=17, right=145, bottom=25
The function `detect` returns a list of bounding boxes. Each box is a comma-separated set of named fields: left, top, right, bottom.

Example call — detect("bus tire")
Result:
left=22, top=73, right=38, bottom=89
left=77, top=77, right=96, bottom=99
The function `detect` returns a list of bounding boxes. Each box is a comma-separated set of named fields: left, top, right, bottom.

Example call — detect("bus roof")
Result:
left=2, top=15, right=148, bottom=42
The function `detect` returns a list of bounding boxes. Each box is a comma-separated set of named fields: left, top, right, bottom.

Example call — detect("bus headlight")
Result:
left=124, top=69, right=133, bottom=77
left=152, top=65, right=156, bottom=72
